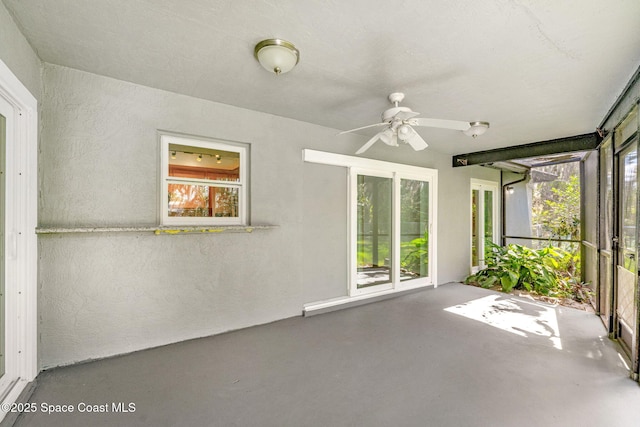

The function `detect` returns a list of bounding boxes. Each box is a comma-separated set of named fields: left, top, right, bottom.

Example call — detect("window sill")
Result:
left=35, top=225, right=278, bottom=235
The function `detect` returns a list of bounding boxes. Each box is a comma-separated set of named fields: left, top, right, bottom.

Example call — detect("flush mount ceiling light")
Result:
left=463, top=121, right=490, bottom=138
left=254, top=39, right=299, bottom=75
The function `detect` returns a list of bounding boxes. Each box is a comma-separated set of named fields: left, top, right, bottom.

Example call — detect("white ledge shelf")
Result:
left=36, top=225, right=278, bottom=235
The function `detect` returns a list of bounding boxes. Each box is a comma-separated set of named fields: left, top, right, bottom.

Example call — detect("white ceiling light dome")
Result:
left=463, top=121, right=490, bottom=138
left=254, top=39, right=300, bottom=75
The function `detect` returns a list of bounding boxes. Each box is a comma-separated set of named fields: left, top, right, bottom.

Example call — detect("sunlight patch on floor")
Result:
left=444, top=295, right=562, bottom=350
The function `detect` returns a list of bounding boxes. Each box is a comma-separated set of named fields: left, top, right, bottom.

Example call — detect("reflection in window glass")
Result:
left=400, top=179, right=429, bottom=281
left=168, top=143, right=240, bottom=182
left=168, top=184, right=238, bottom=218
left=161, top=134, right=247, bottom=225
left=620, top=145, right=637, bottom=272
left=600, top=138, right=613, bottom=251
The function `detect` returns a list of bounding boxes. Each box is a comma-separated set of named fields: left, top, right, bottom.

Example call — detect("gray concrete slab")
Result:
left=10, top=283, right=640, bottom=426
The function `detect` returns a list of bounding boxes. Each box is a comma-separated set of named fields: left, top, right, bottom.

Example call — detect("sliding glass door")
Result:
left=356, top=173, right=393, bottom=290
left=350, top=169, right=436, bottom=296
left=616, top=139, right=638, bottom=358
left=400, top=178, right=430, bottom=282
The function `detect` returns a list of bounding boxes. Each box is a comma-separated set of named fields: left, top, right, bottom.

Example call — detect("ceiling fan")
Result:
left=340, top=92, right=490, bottom=154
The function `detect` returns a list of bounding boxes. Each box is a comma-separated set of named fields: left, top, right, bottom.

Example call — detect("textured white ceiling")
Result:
left=4, top=0, right=640, bottom=155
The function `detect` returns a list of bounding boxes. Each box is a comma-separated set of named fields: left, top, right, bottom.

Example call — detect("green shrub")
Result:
left=400, top=231, right=428, bottom=275
left=465, top=243, right=571, bottom=296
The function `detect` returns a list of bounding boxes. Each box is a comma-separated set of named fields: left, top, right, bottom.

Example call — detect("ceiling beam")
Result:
left=452, top=132, right=601, bottom=167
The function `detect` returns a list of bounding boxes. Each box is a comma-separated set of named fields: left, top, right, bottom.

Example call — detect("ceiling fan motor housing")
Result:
left=382, top=106, right=412, bottom=122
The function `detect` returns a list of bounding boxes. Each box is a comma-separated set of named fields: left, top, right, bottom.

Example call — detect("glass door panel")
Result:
left=400, top=179, right=429, bottom=281
left=617, top=140, right=638, bottom=355
left=356, top=175, right=392, bottom=289
left=483, top=190, right=495, bottom=262
left=471, top=180, right=498, bottom=272
left=599, top=137, right=613, bottom=326
left=471, top=189, right=480, bottom=267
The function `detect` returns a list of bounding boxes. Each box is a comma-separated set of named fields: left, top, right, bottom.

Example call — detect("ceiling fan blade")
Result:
left=339, top=122, right=388, bottom=135
left=355, top=132, right=383, bottom=154
left=394, top=110, right=420, bottom=121
left=411, top=118, right=471, bottom=131
left=405, top=126, right=428, bottom=151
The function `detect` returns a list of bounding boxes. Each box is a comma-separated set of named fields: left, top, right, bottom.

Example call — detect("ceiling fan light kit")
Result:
left=254, top=38, right=299, bottom=75
left=340, top=92, right=490, bottom=154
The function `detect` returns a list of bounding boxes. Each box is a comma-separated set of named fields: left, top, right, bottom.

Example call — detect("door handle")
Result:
left=8, top=230, right=17, bottom=260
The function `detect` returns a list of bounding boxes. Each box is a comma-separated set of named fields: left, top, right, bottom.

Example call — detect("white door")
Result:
left=0, top=60, right=37, bottom=421
left=0, top=94, right=17, bottom=397
left=471, top=179, right=499, bottom=273
left=615, top=140, right=638, bottom=360
left=351, top=169, right=395, bottom=295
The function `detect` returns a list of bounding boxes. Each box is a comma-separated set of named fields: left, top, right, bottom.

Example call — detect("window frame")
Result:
left=350, top=168, right=395, bottom=296
left=0, top=58, right=38, bottom=421
left=159, top=133, right=248, bottom=226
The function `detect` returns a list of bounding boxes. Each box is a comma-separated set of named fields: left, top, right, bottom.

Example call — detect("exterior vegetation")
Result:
left=465, top=243, right=590, bottom=302
left=468, top=161, right=590, bottom=304
left=531, top=163, right=581, bottom=243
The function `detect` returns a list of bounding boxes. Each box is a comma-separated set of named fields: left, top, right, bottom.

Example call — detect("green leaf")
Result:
left=500, top=274, right=517, bottom=293
left=478, top=275, right=498, bottom=288
left=507, top=270, right=520, bottom=285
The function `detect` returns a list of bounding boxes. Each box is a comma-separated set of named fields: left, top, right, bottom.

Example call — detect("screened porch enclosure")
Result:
left=457, top=94, right=640, bottom=382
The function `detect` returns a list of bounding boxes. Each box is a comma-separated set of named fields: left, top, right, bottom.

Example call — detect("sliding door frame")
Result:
left=303, top=150, right=438, bottom=302
left=470, top=179, right=499, bottom=273
left=0, top=59, right=38, bottom=421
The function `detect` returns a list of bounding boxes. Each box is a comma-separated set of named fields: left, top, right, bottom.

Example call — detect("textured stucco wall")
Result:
left=437, top=163, right=500, bottom=281
left=0, top=2, right=41, bottom=99
left=302, top=163, right=348, bottom=302
left=39, top=64, right=499, bottom=369
left=39, top=64, right=340, bottom=368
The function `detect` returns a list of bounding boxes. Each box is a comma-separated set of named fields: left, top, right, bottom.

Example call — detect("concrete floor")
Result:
left=10, top=283, right=640, bottom=426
